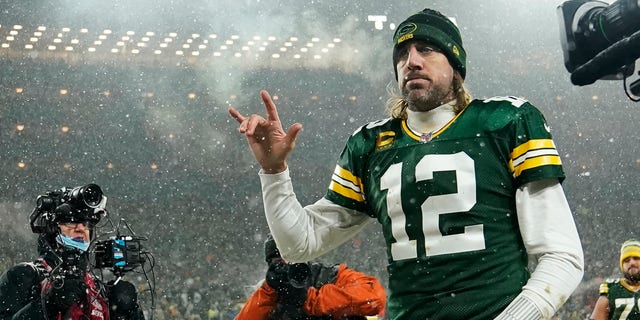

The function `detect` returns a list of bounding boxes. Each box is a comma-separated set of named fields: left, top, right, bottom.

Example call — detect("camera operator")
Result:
left=235, top=235, right=386, bottom=320
left=0, top=184, right=145, bottom=320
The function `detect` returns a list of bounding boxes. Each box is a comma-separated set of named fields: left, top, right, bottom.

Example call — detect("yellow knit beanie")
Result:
left=620, top=239, right=640, bottom=271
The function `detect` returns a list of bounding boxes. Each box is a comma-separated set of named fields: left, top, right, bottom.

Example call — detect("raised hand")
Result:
left=229, top=90, right=303, bottom=173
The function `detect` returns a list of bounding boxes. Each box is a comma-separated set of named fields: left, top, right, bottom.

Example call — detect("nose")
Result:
left=403, top=45, right=423, bottom=71
left=74, top=221, right=90, bottom=231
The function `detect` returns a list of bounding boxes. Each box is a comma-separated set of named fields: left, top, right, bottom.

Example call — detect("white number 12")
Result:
left=381, top=152, right=485, bottom=261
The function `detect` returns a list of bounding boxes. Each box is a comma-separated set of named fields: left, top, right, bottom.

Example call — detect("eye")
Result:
left=417, top=44, right=440, bottom=54
left=396, top=46, right=409, bottom=63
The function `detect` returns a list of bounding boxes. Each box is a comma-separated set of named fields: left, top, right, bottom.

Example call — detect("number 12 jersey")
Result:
left=325, top=96, right=565, bottom=319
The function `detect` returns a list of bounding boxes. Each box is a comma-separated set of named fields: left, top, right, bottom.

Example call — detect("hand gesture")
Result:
left=229, top=90, right=303, bottom=173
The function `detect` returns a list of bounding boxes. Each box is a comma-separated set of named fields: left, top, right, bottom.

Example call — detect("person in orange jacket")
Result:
left=235, top=236, right=386, bottom=320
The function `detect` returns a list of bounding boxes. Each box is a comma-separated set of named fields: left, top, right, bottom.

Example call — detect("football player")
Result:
left=230, top=8, right=584, bottom=320
left=591, top=240, right=640, bottom=320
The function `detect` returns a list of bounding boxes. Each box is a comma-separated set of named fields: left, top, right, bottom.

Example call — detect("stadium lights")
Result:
left=367, top=15, right=387, bottom=30
left=0, top=22, right=351, bottom=68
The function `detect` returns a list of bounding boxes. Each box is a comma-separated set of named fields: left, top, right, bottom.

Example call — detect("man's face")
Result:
left=622, top=256, right=640, bottom=282
left=58, top=221, right=91, bottom=243
left=396, top=41, right=456, bottom=112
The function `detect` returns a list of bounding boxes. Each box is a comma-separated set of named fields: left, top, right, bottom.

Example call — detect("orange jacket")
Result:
left=235, top=264, right=386, bottom=320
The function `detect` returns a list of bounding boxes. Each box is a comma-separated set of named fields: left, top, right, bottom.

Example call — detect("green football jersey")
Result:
left=599, top=279, right=640, bottom=320
left=325, top=96, right=565, bottom=320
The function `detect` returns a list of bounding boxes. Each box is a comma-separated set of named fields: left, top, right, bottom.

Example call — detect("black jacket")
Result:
left=0, top=241, right=144, bottom=320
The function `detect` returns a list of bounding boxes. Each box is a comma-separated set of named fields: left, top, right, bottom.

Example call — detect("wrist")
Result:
left=262, top=166, right=287, bottom=174
left=261, top=162, right=287, bottom=174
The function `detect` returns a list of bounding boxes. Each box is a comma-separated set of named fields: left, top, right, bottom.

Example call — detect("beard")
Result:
left=624, top=270, right=640, bottom=283
left=402, top=78, right=454, bottom=112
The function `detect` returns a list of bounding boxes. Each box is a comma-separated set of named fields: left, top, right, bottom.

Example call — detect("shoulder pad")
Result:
left=481, top=96, right=529, bottom=108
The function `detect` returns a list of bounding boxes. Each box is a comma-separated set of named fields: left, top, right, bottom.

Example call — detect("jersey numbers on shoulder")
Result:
left=380, top=152, right=485, bottom=261
left=352, top=118, right=392, bottom=136
left=483, top=96, right=528, bottom=108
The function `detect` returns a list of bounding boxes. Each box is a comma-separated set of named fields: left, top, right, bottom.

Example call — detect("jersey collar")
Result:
left=402, top=100, right=464, bottom=141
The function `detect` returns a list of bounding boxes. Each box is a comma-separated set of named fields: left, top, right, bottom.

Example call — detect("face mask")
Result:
left=56, top=233, right=90, bottom=252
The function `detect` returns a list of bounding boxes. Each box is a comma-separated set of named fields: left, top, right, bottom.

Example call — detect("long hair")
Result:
left=384, top=71, right=472, bottom=119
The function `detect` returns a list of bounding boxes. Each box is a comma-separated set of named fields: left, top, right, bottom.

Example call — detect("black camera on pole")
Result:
left=558, top=0, right=640, bottom=99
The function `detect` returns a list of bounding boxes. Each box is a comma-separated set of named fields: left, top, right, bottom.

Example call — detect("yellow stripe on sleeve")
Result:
left=333, top=165, right=361, bottom=188
left=329, top=181, right=365, bottom=203
left=512, top=155, right=562, bottom=177
left=330, top=165, right=364, bottom=202
left=511, top=139, right=556, bottom=160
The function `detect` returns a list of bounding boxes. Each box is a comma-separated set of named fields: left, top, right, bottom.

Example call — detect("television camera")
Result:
left=94, top=232, right=147, bottom=276
left=29, top=184, right=151, bottom=277
left=30, top=183, right=105, bottom=234
left=558, top=0, right=640, bottom=101
left=28, top=184, right=156, bottom=318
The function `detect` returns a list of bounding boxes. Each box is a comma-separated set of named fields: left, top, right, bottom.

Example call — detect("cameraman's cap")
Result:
left=392, top=8, right=467, bottom=79
left=620, top=239, right=640, bottom=271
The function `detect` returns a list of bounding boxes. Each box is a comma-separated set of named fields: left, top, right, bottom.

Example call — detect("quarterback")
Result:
left=230, top=8, right=584, bottom=320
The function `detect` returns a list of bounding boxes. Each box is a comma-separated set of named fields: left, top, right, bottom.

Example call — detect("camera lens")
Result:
left=81, top=184, right=103, bottom=207
left=69, top=184, right=103, bottom=208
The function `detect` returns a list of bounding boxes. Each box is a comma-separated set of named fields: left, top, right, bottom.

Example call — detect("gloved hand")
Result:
left=268, top=262, right=310, bottom=320
left=278, top=283, right=308, bottom=308
left=275, top=282, right=309, bottom=319
left=45, top=276, right=86, bottom=314
left=107, top=280, right=139, bottom=317
left=287, top=263, right=310, bottom=289
left=266, top=259, right=289, bottom=290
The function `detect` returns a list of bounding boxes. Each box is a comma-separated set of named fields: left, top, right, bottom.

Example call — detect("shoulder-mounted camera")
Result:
left=29, top=183, right=107, bottom=235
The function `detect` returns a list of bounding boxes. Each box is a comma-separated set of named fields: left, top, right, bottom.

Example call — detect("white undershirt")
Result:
left=405, top=100, right=456, bottom=135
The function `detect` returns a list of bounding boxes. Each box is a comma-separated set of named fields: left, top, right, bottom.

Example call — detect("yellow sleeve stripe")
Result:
left=511, top=139, right=556, bottom=159
left=510, top=139, right=562, bottom=178
left=511, top=155, right=562, bottom=178
left=330, top=165, right=364, bottom=202
left=329, top=181, right=365, bottom=202
left=598, top=282, right=609, bottom=294
left=333, top=165, right=361, bottom=188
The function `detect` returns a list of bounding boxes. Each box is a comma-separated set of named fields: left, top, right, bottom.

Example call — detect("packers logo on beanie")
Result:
left=620, top=239, right=640, bottom=271
left=392, top=8, right=467, bottom=80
